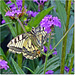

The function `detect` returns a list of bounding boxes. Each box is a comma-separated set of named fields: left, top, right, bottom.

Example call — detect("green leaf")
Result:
left=66, top=53, right=74, bottom=61
left=34, top=56, right=60, bottom=74
left=28, top=60, right=35, bottom=71
left=22, top=0, right=25, bottom=8
left=23, top=66, right=34, bottom=74
left=10, top=0, right=16, bottom=3
left=1, top=0, right=17, bottom=37
left=41, top=61, right=60, bottom=74
left=0, top=47, right=5, bottom=56
left=0, top=22, right=12, bottom=27
left=22, top=59, right=28, bottom=73
left=0, top=26, right=10, bottom=43
left=17, top=54, right=22, bottom=68
left=66, top=16, right=74, bottom=56
left=54, top=0, right=67, bottom=62
left=25, top=6, right=54, bottom=31
left=11, top=58, right=25, bottom=74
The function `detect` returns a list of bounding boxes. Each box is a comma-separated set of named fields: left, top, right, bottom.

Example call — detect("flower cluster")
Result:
left=40, top=15, right=61, bottom=33
left=4, top=0, right=39, bottom=25
left=45, top=70, right=54, bottom=74
left=5, top=10, right=22, bottom=17
left=44, top=45, right=57, bottom=55
left=5, top=0, right=26, bottom=18
left=0, top=59, right=9, bottom=70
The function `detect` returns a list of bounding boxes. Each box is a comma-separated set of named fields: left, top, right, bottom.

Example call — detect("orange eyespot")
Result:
left=37, top=51, right=40, bottom=54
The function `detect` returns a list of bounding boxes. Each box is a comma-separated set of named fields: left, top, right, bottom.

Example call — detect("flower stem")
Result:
left=60, top=0, right=72, bottom=73
left=65, top=0, right=68, bottom=14
left=44, top=54, right=48, bottom=74
left=69, top=31, right=74, bottom=74
left=17, top=54, right=22, bottom=68
left=48, top=24, right=74, bottom=57
left=44, top=33, right=51, bottom=74
left=17, top=18, right=28, bottom=36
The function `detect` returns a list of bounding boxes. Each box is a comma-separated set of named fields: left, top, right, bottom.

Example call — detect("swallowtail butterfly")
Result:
left=7, top=26, right=47, bottom=60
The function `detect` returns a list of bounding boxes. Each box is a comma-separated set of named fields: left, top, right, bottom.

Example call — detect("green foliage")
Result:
left=54, top=0, right=66, bottom=62
left=1, top=0, right=17, bottom=37
left=25, top=6, right=54, bottom=31
left=11, top=58, right=25, bottom=74
left=0, top=26, right=10, bottom=43
left=34, top=56, right=60, bottom=74
left=66, top=15, right=74, bottom=57
left=0, top=0, right=74, bottom=74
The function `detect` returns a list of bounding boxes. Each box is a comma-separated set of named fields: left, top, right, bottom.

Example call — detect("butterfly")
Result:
left=7, top=26, right=48, bottom=60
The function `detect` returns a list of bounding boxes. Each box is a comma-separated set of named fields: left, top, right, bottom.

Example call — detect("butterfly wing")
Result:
left=7, top=33, right=28, bottom=54
left=7, top=33, right=43, bottom=59
left=7, top=26, right=47, bottom=60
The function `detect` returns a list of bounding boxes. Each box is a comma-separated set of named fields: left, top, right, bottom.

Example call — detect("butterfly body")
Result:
left=7, top=26, right=47, bottom=60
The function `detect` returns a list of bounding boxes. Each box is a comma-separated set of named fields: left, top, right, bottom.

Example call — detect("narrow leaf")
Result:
left=11, top=58, right=25, bottom=74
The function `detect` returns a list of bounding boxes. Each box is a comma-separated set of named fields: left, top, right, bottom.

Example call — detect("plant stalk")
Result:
left=44, top=54, right=48, bottom=74
left=17, top=54, right=22, bottom=68
left=60, top=0, right=72, bottom=73
left=65, top=0, right=68, bottom=14
left=44, top=33, right=51, bottom=74
left=69, top=31, right=74, bottom=74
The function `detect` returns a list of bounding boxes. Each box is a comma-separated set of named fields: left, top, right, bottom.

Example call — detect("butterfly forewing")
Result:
left=7, top=33, right=27, bottom=53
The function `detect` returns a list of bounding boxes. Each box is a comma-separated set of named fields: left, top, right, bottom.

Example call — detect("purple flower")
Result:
left=50, top=45, right=53, bottom=50
left=45, top=70, right=54, bottom=74
left=0, top=59, right=9, bottom=70
left=65, top=66, right=74, bottom=72
left=5, top=0, right=26, bottom=18
left=71, top=2, right=73, bottom=5
left=53, top=17, right=61, bottom=28
left=64, top=66, right=69, bottom=72
left=1, top=20, right=6, bottom=24
left=5, top=10, right=22, bottom=17
left=16, top=0, right=22, bottom=10
left=72, top=68, right=74, bottom=71
left=9, top=4, right=15, bottom=8
left=44, top=45, right=57, bottom=55
left=6, top=0, right=12, bottom=4
left=44, top=46, right=47, bottom=53
left=26, top=11, right=38, bottom=17
left=53, top=51, right=57, bottom=55
left=40, top=15, right=61, bottom=33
